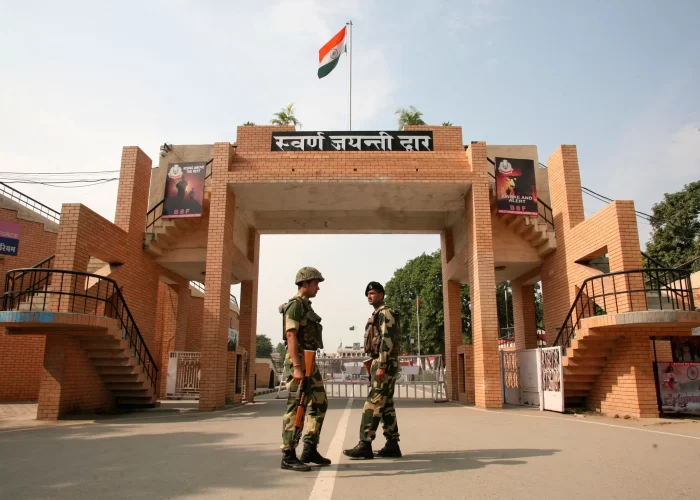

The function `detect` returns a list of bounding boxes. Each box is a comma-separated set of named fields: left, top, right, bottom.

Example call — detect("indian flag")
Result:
left=318, top=26, right=347, bottom=79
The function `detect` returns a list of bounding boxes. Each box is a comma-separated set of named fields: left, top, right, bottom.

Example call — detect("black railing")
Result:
left=485, top=158, right=554, bottom=229
left=2, top=269, right=158, bottom=388
left=6, top=255, right=55, bottom=295
left=553, top=268, right=695, bottom=351
left=0, top=182, right=61, bottom=224
left=190, top=280, right=239, bottom=307
left=145, top=158, right=213, bottom=232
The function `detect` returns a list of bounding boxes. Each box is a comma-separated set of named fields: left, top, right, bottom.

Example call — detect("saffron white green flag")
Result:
left=318, top=26, right=347, bottom=79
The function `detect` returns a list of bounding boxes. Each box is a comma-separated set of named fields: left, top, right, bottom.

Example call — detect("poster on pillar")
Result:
left=495, top=157, right=538, bottom=216
left=656, top=362, right=700, bottom=415
left=162, top=161, right=207, bottom=219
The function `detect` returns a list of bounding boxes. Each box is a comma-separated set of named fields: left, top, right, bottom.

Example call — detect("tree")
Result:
left=256, top=334, right=273, bottom=358
left=270, top=103, right=302, bottom=128
left=384, top=250, right=471, bottom=356
left=242, top=121, right=256, bottom=126
left=534, top=282, right=545, bottom=331
left=395, top=105, right=426, bottom=129
left=645, top=181, right=700, bottom=271
left=275, top=342, right=286, bottom=358
left=442, top=121, right=453, bottom=126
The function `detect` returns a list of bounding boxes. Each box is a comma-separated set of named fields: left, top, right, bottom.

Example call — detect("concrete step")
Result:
left=90, top=357, right=134, bottom=367
left=116, top=397, right=158, bottom=406
left=101, top=373, right=147, bottom=384
left=95, top=365, right=141, bottom=376
left=112, top=388, right=154, bottom=398
left=104, top=382, right=150, bottom=391
left=565, top=381, right=593, bottom=391
left=85, top=349, right=126, bottom=359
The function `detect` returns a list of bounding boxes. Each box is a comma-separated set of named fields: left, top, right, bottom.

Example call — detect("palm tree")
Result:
left=270, top=103, right=302, bottom=128
left=395, top=106, right=426, bottom=129
left=442, top=121, right=453, bottom=126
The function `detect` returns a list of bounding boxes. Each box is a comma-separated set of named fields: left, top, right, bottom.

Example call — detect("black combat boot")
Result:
left=375, top=439, right=402, bottom=458
left=300, top=442, right=332, bottom=466
left=342, top=440, right=374, bottom=459
left=281, top=448, right=311, bottom=472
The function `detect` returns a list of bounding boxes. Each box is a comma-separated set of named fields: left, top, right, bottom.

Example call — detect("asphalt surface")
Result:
left=1, top=395, right=699, bottom=499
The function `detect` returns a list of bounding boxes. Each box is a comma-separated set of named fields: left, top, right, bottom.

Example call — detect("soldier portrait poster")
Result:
left=162, top=161, right=207, bottom=219
left=656, top=362, right=700, bottom=415
left=0, top=221, right=21, bottom=256
left=495, top=157, right=538, bottom=216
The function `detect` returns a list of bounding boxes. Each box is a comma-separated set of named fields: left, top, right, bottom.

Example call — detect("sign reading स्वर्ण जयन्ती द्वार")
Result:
left=271, top=130, right=434, bottom=152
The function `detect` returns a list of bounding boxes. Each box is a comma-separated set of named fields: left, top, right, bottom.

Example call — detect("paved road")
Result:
left=1, top=396, right=699, bottom=499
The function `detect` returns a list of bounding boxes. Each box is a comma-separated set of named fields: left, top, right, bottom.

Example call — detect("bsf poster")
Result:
left=656, top=362, right=700, bottom=415
left=495, top=157, right=538, bottom=216
left=162, top=161, right=207, bottom=219
left=0, top=221, right=21, bottom=256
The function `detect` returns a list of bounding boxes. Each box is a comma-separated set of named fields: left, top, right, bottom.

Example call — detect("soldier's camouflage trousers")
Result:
left=281, top=352, right=328, bottom=450
left=360, top=358, right=400, bottom=442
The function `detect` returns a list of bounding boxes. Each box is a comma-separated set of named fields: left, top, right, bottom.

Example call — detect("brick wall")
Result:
left=186, top=296, right=204, bottom=351
left=542, top=146, right=644, bottom=341
left=587, top=333, right=659, bottom=418
left=456, top=344, right=475, bottom=404
left=37, top=335, right=114, bottom=419
left=254, top=360, right=274, bottom=388
left=0, top=206, right=57, bottom=401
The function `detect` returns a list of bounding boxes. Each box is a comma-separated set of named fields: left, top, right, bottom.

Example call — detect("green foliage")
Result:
left=395, top=105, right=426, bottom=129
left=270, top=103, right=302, bottom=128
left=275, top=342, right=287, bottom=358
left=442, top=121, right=453, bottom=126
left=242, top=121, right=256, bottom=126
left=256, top=334, right=273, bottom=358
left=384, top=250, right=547, bottom=352
left=645, top=181, right=700, bottom=271
left=384, top=250, right=471, bottom=355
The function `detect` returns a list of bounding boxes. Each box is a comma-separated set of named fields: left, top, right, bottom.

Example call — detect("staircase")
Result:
left=561, top=330, right=619, bottom=407
left=553, top=268, right=695, bottom=410
left=2, top=266, right=159, bottom=410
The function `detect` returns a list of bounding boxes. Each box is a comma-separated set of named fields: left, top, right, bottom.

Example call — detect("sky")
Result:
left=1, top=0, right=699, bottom=353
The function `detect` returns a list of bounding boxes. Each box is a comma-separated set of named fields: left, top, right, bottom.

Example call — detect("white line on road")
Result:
left=309, top=398, right=354, bottom=500
left=463, top=406, right=700, bottom=440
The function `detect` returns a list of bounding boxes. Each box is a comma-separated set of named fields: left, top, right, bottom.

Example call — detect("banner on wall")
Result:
left=656, top=362, right=700, bottom=415
left=0, top=221, right=21, bottom=256
left=162, top=161, right=207, bottom=219
left=495, top=157, right=538, bottom=216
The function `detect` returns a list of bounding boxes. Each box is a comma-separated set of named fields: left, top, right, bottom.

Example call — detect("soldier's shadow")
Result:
left=336, top=448, right=560, bottom=478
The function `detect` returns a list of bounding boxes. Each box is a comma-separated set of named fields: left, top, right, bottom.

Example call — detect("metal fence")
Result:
left=283, top=354, right=448, bottom=401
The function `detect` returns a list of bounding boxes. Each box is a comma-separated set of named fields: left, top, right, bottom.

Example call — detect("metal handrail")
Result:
left=2, top=268, right=159, bottom=388
left=485, top=158, right=554, bottom=229
left=0, top=182, right=61, bottom=224
left=553, top=268, right=695, bottom=351
left=190, top=280, right=238, bottom=307
left=145, top=158, right=213, bottom=232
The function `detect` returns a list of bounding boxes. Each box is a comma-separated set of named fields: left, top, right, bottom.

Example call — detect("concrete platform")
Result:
left=1, top=397, right=699, bottom=499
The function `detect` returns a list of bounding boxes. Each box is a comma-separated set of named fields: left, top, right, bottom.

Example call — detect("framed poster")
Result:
left=162, top=161, right=207, bottom=219
left=495, top=157, right=538, bottom=216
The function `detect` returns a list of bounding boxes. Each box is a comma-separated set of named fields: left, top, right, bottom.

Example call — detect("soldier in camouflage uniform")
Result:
left=343, top=281, right=402, bottom=460
left=279, top=267, right=331, bottom=472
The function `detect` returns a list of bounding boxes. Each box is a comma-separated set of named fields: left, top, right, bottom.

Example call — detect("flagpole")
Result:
left=347, top=20, right=353, bottom=130
left=417, top=296, right=421, bottom=358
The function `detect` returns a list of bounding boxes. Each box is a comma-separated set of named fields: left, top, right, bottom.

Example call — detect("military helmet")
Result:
left=295, top=267, right=325, bottom=285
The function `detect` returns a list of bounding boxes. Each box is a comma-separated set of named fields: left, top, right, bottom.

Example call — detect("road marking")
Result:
left=309, top=398, right=353, bottom=500
left=463, top=406, right=700, bottom=440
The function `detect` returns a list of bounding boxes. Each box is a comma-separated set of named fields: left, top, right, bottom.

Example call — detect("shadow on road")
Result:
left=337, top=448, right=561, bottom=478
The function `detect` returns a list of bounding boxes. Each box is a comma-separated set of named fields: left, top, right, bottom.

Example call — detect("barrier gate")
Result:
left=276, top=354, right=448, bottom=402
left=500, top=346, right=564, bottom=412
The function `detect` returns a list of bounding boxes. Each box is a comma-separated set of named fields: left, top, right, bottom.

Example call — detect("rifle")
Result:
left=293, top=350, right=316, bottom=445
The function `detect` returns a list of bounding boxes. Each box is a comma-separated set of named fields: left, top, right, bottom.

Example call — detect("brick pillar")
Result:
left=467, top=142, right=502, bottom=408
left=239, top=228, right=260, bottom=402
left=114, top=147, right=152, bottom=242
left=512, top=279, right=538, bottom=350
left=547, top=145, right=585, bottom=232
left=199, top=143, right=235, bottom=411
left=441, top=229, right=463, bottom=400
left=174, top=281, right=190, bottom=352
